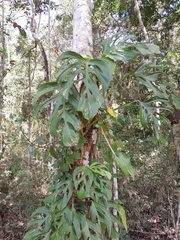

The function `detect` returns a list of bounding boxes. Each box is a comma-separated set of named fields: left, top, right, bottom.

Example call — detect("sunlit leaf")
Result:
left=135, top=43, right=161, bottom=55
left=119, top=205, right=127, bottom=231
left=107, top=107, right=116, bottom=118
left=90, top=162, right=111, bottom=180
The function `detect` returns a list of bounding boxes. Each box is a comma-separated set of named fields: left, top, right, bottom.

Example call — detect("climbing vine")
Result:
left=24, top=37, right=175, bottom=239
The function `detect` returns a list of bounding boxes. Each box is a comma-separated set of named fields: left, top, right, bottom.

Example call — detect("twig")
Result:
left=100, top=127, right=115, bottom=155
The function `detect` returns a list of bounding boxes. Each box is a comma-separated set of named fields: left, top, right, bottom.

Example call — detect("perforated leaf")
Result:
left=90, top=162, right=111, bottom=180
left=73, top=167, right=93, bottom=199
left=25, top=206, right=51, bottom=238
left=45, top=179, right=73, bottom=211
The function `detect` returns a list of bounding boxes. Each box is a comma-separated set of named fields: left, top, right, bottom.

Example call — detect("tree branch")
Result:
left=134, top=0, right=149, bottom=43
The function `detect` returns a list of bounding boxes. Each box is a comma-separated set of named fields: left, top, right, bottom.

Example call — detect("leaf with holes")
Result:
left=90, top=162, right=111, bottom=180
left=24, top=206, right=51, bottom=240
left=73, top=167, right=93, bottom=199
left=45, top=179, right=73, bottom=211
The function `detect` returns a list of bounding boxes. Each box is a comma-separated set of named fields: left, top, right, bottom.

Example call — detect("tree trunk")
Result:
left=73, top=0, right=93, bottom=57
left=0, top=0, right=5, bottom=157
left=73, top=0, right=98, bottom=168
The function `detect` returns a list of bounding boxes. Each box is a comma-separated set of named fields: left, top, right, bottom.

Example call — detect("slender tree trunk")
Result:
left=30, top=0, right=49, bottom=83
left=134, top=0, right=149, bottom=43
left=27, top=52, right=32, bottom=171
left=134, top=0, right=160, bottom=130
left=0, top=0, right=5, bottom=156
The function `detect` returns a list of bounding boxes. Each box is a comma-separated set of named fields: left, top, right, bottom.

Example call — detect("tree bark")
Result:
left=73, top=0, right=98, bottom=168
left=73, top=0, right=93, bottom=57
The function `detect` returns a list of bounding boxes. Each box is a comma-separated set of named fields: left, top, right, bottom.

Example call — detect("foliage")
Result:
left=1, top=0, right=180, bottom=239
left=24, top=164, right=124, bottom=240
left=23, top=36, right=178, bottom=239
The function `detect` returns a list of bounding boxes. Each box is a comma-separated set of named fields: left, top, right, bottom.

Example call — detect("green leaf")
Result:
left=58, top=72, right=79, bottom=99
left=91, top=176, right=112, bottom=201
left=102, top=37, right=112, bottom=56
left=33, top=82, right=60, bottom=118
left=76, top=133, right=86, bottom=149
left=50, top=231, right=61, bottom=240
left=69, top=230, right=79, bottom=240
left=62, top=122, right=79, bottom=147
left=172, top=93, right=180, bottom=109
left=119, top=205, right=127, bottom=231
left=111, top=140, right=124, bottom=151
left=107, top=49, right=139, bottom=62
left=49, top=146, right=59, bottom=159
left=24, top=229, right=42, bottom=240
left=60, top=163, right=69, bottom=172
left=61, top=111, right=81, bottom=146
left=50, top=112, right=60, bottom=136
left=26, top=206, right=51, bottom=236
left=90, top=162, right=111, bottom=180
left=77, top=91, right=103, bottom=120
left=45, top=179, right=73, bottom=211
left=135, top=43, right=161, bottom=55
left=33, top=82, right=58, bottom=104
left=102, top=35, right=140, bottom=62
left=89, top=58, right=114, bottom=92
left=72, top=210, right=81, bottom=238
left=90, top=202, right=100, bottom=223
left=49, top=96, right=64, bottom=122
left=73, top=167, right=93, bottom=199
left=94, top=202, right=112, bottom=236
left=114, top=152, right=134, bottom=179
left=56, top=50, right=85, bottom=63
left=86, top=219, right=102, bottom=239
left=66, top=155, right=74, bottom=164
left=61, top=111, right=81, bottom=131
left=42, top=232, right=51, bottom=240
left=72, top=151, right=80, bottom=159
